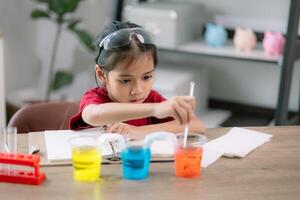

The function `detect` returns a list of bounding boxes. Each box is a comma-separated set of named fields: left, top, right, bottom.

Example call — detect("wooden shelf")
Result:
left=160, top=40, right=282, bottom=63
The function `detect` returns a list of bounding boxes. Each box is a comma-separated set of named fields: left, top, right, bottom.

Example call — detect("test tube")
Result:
left=0, top=127, right=8, bottom=153
left=0, top=127, right=8, bottom=173
left=7, top=127, right=17, bottom=154
left=0, top=127, right=17, bottom=174
left=0, top=127, right=6, bottom=152
left=9, top=127, right=17, bottom=174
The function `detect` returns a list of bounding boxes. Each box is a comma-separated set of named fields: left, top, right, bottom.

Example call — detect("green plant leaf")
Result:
left=51, top=70, right=74, bottom=91
left=48, top=0, right=82, bottom=15
left=64, top=0, right=82, bottom=13
left=67, top=19, right=81, bottom=30
left=69, top=28, right=95, bottom=51
left=31, top=10, right=50, bottom=19
left=49, top=0, right=65, bottom=16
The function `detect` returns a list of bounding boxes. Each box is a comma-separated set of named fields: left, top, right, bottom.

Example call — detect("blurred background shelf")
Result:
left=117, top=0, right=300, bottom=126
left=161, top=40, right=282, bottom=63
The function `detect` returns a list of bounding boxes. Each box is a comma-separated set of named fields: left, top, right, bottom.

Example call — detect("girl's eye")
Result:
left=143, top=75, right=152, bottom=80
left=119, top=79, right=130, bottom=84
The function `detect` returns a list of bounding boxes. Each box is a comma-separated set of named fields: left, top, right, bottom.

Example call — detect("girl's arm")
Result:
left=82, top=96, right=196, bottom=126
left=107, top=117, right=205, bottom=140
left=82, top=102, right=155, bottom=126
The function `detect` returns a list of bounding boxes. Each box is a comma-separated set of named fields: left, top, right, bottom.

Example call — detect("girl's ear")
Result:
left=95, top=65, right=107, bottom=85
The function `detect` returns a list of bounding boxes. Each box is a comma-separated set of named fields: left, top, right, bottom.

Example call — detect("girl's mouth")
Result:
left=130, top=98, right=144, bottom=103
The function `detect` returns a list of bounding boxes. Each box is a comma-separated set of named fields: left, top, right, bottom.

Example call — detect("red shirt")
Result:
left=69, top=87, right=173, bottom=130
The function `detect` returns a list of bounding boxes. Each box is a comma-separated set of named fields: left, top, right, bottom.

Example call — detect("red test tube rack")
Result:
left=0, top=153, right=46, bottom=185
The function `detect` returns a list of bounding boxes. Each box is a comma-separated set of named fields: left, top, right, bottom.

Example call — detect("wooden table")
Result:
left=1, top=126, right=300, bottom=200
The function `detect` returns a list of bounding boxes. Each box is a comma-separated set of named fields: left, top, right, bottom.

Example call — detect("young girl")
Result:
left=69, top=21, right=205, bottom=140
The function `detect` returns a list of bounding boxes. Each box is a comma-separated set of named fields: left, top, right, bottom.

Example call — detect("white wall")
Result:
left=0, top=0, right=39, bottom=92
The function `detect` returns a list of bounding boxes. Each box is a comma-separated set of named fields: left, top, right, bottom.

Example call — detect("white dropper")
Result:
left=183, top=81, right=195, bottom=148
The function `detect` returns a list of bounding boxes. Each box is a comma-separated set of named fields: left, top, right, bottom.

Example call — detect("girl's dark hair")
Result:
left=94, top=21, right=158, bottom=73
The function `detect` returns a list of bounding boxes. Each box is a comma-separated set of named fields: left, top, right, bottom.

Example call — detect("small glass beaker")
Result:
left=175, top=144, right=203, bottom=178
left=175, top=134, right=207, bottom=178
left=69, top=135, right=101, bottom=182
left=121, top=143, right=151, bottom=180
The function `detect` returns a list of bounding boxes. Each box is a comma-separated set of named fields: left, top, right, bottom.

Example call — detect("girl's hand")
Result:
left=106, top=123, right=141, bottom=140
left=153, top=96, right=196, bottom=125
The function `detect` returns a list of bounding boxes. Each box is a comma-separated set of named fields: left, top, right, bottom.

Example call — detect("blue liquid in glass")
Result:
left=121, top=146, right=151, bottom=180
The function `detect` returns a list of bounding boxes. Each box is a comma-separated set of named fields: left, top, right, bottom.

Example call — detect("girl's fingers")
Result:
left=112, top=123, right=122, bottom=134
left=177, top=99, right=193, bottom=123
left=170, top=109, right=182, bottom=124
left=107, top=123, right=120, bottom=133
left=107, top=125, right=113, bottom=132
left=107, top=123, right=131, bottom=135
left=191, top=112, right=196, bottom=119
left=173, top=101, right=187, bottom=124
left=117, top=126, right=125, bottom=134
left=182, top=96, right=196, bottom=109
left=181, top=96, right=196, bottom=122
left=191, top=97, right=196, bottom=109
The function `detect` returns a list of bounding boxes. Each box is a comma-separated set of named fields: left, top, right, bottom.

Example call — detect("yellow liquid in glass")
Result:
left=72, top=146, right=101, bottom=182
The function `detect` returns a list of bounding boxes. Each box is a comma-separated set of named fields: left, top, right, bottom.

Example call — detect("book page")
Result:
left=204, top=127, right=272, bottom=157
left=44, top=130, right=115, bottom=162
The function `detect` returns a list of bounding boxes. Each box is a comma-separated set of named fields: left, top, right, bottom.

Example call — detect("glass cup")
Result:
left=69, top=135, right=101, bottom=182
left=175, top=145, right=203, bottom=178
left=121, top=143, right=151, bottom=180
left=175, top=134, right=207, bottom=178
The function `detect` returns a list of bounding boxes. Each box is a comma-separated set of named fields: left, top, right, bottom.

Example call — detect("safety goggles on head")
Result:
left=99, top=27, right=155, bottom=50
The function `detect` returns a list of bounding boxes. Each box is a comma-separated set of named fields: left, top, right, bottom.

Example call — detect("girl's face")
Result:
left=98, top=53, right=155, bottom=103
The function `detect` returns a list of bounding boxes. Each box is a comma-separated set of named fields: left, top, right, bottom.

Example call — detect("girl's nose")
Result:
left=130, top=82, right=143, bottom=95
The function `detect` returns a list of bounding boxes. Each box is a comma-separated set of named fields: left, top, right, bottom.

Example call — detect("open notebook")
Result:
left=44, top=130, right=178, bottom=165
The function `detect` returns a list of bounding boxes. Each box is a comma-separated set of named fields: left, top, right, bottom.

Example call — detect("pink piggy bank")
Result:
left=263, top=31, right=285, bottom=56
left=233, top=27, right=257, bottom=52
